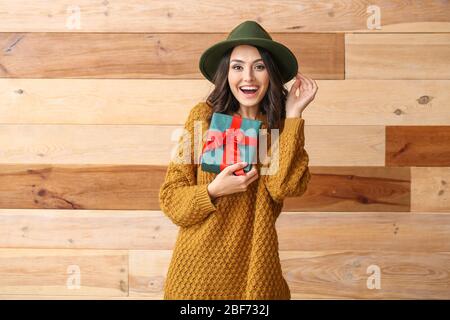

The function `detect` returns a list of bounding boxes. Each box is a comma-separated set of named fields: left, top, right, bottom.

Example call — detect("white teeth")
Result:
left=240, top=86, right=259, bottom=90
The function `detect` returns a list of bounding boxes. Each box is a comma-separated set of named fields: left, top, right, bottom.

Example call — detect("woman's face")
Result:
left=228, top=45, right=269, bottom=110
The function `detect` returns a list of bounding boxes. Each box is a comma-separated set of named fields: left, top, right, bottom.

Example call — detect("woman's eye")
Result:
left=232, top=65, right=265, bottom=70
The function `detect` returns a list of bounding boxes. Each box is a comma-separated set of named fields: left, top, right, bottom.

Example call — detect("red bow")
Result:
left=200, top=115, right=257, bottom=176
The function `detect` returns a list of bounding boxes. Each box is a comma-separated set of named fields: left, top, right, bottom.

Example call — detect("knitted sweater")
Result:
left=159, top=101, right=311, bottom=300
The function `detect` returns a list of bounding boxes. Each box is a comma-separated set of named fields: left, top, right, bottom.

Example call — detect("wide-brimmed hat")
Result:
left=199, top=20, right=298, bottom=84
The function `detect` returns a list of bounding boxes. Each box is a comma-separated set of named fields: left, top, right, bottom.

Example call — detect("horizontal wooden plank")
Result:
left=1, top=210, right=449, bottom=251
left=284, top=166, right=410, bottom=212
left=0, top=124, right=384, bottom=165
left=0, top=248, right=128, bottom=296
left=386, top=126, right=450, bottom=166
left=0, top=209, right=177, bottom=249
left=411, top=167, right=450, bottom=213
left=346, top=34, right=450, bottom=79
left=0, top=295, right=154, bottom=299
left=0, top=165, right=166, bottom=209
left=281, top=251, right=450, bottom=299
left=0, top=1, right=448, bottom=32
left=0, top=125, right=175, bottom=165
left=129, top=250, right=450, bottom=299
left=0, top=295, right=161, bottom=299
left=309, top=80, right=450, bottom=125
left=0, top=165, right=407, bottom=211
left=277, top=213, right=450, bottom=252
left=129, top=250, right=171, bottom=298
left=0, top=33, right=343, bottom=79
left=2, top=249, right=447, bottom=299
left=1, top=79, right=450, bottom=125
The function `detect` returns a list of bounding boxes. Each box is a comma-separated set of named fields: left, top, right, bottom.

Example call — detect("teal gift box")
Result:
left=200, top=112, right=262, bottom=176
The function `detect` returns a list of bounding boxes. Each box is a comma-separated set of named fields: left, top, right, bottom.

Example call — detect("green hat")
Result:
left=199, top=20, right=298, bottom=84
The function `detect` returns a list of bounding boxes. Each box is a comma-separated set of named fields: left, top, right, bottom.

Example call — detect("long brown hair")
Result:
left=205, top=45, right=289, bottom=131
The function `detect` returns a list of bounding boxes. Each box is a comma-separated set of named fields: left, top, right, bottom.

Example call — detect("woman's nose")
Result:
left=243, top=67, right=255, bottom=80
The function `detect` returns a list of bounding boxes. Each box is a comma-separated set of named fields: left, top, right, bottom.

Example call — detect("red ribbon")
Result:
left=200, top=115, right=257, bottom=176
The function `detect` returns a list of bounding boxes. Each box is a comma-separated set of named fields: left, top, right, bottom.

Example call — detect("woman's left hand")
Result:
left=285, top=71, right=318, bottom=118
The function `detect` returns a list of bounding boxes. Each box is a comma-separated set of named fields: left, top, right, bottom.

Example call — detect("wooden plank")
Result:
left=0, top=124, right=384, bottom=165
left=411, top=167, right=450, bottom=213
left=0, top=164, right=166, bottom=209
left=0, top=295, right=155, bottom=299
left=128, top=250, right=450, bottom=299
left=346, top=34, right=450, bottom=79
left=1, top=210, right=449, bottom=251
left=0, top=248, right=128, bottom=296
left=2, top=249, right=448, bottom=299
left=2, top=79, right=450, bottom=125
left=0, top=165, right=405, bottom=210
left=0, top=209, right=177, bottom=249
left=281, top=251, right=450, bottom=299
left=307, top=80, right=450, bottom=125
left=0, top=1, right=448, bottom=32
left=129, top=250, right=171, bottom=298
left=277, top=213, right=450, bottom=252
left=0, top=79, right=212, bottom=125
left=0, top=125, right=176, bottom=165
left=283, top=166, right=410, bottom=212
left=386, top=126, right=450, bottom=166
left=0, top=33, right=343, bottom=79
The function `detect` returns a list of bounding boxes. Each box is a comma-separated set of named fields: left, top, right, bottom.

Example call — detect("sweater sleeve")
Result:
left=159, top=103, right=218, bottom=228
left=261, top=117, right=311, bottom=204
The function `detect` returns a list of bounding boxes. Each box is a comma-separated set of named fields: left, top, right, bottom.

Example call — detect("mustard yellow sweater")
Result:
left=159, top=102, right=311, bottom=300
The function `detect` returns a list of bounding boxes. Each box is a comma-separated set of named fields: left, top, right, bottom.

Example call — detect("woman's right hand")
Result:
left=207, top=162, right=259, bottom=200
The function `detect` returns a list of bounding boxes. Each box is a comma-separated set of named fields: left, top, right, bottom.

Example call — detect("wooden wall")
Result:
left=0, top=1, right=449, bottom=299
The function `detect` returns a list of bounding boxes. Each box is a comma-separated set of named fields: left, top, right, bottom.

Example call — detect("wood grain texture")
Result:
left=0, top=0, right=448, bottom=32
left=386, top=126, right=450, bottom=166
left=283, top=166, right=410, bottom=212
left=2, top=250, right=449, bottom=299
left=0, top=125, right=176, bottom=165
left=281, top=251, right=450, bottom=299
left=0, top=124, right=384, bottom=165
left=0, top=79, right=213, bottom=125
left=0, top=33, right=343, bottom=79
left=127, top=250, right=450, bottom=299
left=0, top=164, right=166, bottom=209
left=276, top=212, right=450, bottom=252
left=1, top=210, right=449, bottom=251
left=411, top=167, right=450, bottom=213
left=0, top=165, right=408, bottom=211
left=0, top=209, right=177, bottom=249
left=0, top=248, right=128, bottom=296
left=346, top=34, right=450, bottom=79
left=129, top=250, right=171, bottom=298
left=0, top=295, right=155, bottom=299
left=2, top=79, right=450, bottom=125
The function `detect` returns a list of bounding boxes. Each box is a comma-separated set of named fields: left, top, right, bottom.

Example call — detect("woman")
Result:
left=159, top=20, right=318, bottom=300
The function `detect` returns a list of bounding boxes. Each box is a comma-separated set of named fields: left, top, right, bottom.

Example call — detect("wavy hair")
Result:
left=204, top=45, right=289, bottom=131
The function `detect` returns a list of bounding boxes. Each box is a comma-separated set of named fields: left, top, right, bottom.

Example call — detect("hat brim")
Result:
left=199, top=38, right=298, bottom=84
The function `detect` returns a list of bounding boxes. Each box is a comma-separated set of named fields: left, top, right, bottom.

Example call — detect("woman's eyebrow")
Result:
left=230, top=58, right=263, bottom=63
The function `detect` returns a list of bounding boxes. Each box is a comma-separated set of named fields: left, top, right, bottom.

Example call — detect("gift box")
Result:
left=199, top=112, right=262, bottom=176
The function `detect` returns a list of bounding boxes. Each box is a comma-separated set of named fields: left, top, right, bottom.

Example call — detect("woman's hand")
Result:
left=285, top=71, right=318, bottom=118
left=207, top=162, right=259, bottom=200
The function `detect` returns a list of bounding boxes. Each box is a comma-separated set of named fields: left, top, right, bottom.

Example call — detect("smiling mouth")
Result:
left=239, top=86, right=259, bottom=96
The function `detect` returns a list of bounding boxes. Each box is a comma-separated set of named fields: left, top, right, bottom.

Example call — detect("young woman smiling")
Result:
left=159, top=20, right=318, bottom=300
